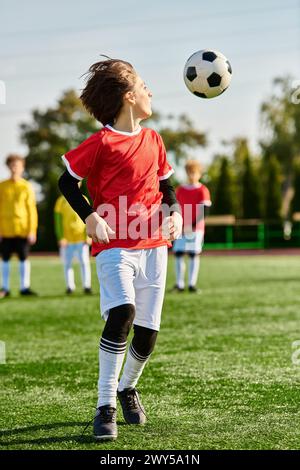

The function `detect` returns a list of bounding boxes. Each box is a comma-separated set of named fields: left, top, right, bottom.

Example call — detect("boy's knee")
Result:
left=132, top=324, right=158, bottom=357
left=103, top=303, right=135, bottom=343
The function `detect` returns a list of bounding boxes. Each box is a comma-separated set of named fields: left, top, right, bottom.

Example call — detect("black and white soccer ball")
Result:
left=183, top=49, right=232, bottom=99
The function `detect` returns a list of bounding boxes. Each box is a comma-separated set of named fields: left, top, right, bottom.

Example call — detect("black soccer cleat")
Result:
left=84, top=287, right=93, bottom=295
left=175, top=285, right=185, bottom=292
left=66, top=288, right=74, bottom=295
left=93, top=405, right=117, bottom=441
left=188, top=286, right=200, bottom=293
left=169, top=285, right=184, bottom=293
left=20, top=288, right=37, bottom=296
left=117, top=388, right=146, bottom=425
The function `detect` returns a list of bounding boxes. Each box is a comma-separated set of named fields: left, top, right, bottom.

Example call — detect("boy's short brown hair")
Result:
left=6, top=154, right=25, bottom=167
left=185, top=159, right=202, bottom=174
left=80, top=58, right=137, bottom=125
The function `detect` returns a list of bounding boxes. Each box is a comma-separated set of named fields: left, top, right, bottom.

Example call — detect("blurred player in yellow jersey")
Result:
left=0, top=154, right=38, bottom=298
left=54, top=192, right=92, bottom=294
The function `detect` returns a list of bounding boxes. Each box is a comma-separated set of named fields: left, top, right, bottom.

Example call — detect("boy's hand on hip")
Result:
left=85, top=212, right=115, bottom=244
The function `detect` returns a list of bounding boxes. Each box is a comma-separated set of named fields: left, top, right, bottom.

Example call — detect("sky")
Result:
left=0, top=0, right=299, bottom=179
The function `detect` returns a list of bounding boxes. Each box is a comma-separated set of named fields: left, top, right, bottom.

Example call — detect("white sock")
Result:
left=20, top=260, right=30, bottom=290
left=79, top=245, right=91, bottom=289
left=2, top=261, right=10, bottom=291
left=97, top=337, right=127, bottom=408
left=63, top=246, right=75, bottom=290
left=188, top=255, right=200, bottom=287
left=175, top=256, right=185, bottom=289
left=65, top=266, right=75, bottom=290
left=118, top=344, right=150, bottom=392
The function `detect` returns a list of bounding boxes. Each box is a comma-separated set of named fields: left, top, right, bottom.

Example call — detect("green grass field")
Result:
left=1, top=254, right=300, bottom=450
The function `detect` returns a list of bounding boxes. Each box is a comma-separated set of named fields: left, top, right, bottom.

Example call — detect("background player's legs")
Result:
left=188, top=253, right=200, bottom=289
left=77, top=242, right=91, bottom=290
left=1, top=238, right=12, bottom=294
left=118, top=324, right=157, bottom=392
left=19, top=260, right=30, bottom=290
left=16, top=238, right=31, bottom=293
left=2, top=261, right=10, bottom=292
left=63, top=244, right=75, bottom=292
left=98, top=303, right=135, bottom=408
left=175, top=251, right=185, bottom=289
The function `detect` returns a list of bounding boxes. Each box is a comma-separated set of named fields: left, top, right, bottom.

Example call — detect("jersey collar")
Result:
left=105, top=124, right=142, bottom=136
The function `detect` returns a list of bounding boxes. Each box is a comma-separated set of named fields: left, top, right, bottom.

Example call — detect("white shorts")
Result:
left=172, top=231, right=204, bottom=254
left=96, top=245, right=168, bottom=331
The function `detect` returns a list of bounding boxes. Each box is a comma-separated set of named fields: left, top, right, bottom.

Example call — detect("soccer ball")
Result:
left=183, top=49, right=232, bottom=99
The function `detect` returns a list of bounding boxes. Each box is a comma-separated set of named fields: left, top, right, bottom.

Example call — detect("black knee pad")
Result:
left=188, top=252, right=198, bottom=259
left=132, top=325, right=158, bottom=358
left=102, top=303, right=135, bottom=344
left=174, top=251, right=184, bottom=258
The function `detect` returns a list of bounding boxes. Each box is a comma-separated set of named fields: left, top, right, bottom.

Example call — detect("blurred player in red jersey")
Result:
left=58, top=58, right=182, bottom=441
left=172, top=160, right=211, bottom=293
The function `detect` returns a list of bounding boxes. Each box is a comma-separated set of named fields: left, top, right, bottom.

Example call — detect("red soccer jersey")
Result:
left=62, top=125, right=174, bottom=256
left=176, top=183, right=211, bottom=232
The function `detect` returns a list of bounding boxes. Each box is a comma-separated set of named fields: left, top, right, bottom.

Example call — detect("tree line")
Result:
left=18, top=76, right=300, bottom=250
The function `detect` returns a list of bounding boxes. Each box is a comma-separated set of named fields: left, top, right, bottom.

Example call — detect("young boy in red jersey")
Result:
left=172, top=160, right=211, bottom=293
left=58, top=59, right=182, bottom=441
